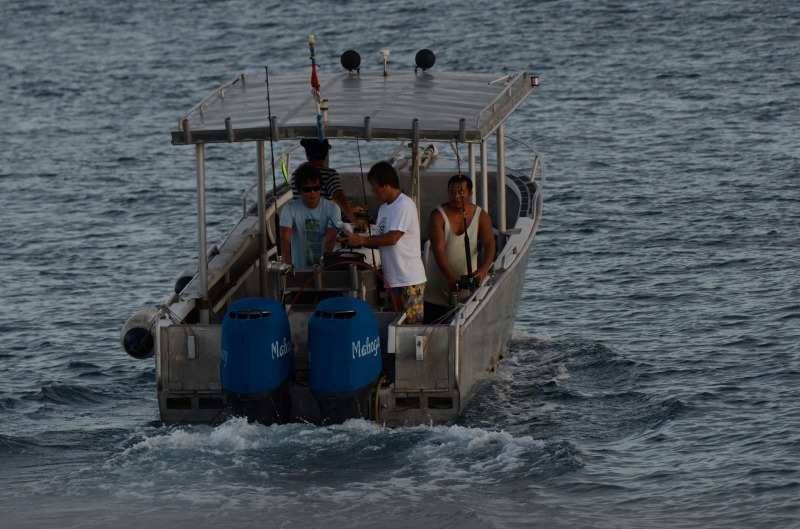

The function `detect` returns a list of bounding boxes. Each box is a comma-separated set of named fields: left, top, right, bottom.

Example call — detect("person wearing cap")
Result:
left=291, top=138, right=364, bottom=226
left=280, top=163, right=341, bottom=269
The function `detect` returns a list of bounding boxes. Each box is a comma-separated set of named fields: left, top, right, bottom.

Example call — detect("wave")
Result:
left=0, top=365, right=155, bottom=420
left=461, top=332, right=686, bottom=446
left=23, top=381, right=108, bottom=407
left=0, top=433, right=43, bottom=455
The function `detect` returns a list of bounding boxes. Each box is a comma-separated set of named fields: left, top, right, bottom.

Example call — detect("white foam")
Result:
left=512, top=329, right=556, bottom=345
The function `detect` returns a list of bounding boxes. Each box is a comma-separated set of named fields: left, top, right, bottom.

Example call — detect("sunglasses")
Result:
left=301, top=185, right=322, bottom=193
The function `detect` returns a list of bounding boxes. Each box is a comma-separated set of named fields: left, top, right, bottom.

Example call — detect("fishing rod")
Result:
left=265, top=66, right=282, bottom=259
left=454, top=142, right=478, bottom=294
left=355, top=138, right=377, bottom=266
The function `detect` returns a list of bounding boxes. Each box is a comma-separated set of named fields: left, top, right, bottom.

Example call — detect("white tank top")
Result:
left=423, top=205, right=481, bottom=307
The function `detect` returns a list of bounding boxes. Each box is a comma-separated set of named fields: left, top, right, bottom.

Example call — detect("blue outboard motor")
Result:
left=220, top=297, right=293, bottom=424
left=308, top=297, right=382, bottom=423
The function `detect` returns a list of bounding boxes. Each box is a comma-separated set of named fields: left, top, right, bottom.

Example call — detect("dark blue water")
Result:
left=1, top=1, right=798, bottom=527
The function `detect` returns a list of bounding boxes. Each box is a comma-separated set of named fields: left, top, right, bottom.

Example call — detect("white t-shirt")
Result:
left=375, top=193, right=426, bottom=287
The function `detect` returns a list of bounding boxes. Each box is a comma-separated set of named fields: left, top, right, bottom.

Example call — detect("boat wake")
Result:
left=0, top=333, right=685, bottom=529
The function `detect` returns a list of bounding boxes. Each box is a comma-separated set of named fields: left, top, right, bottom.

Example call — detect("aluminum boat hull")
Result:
left=121, top=52, right=546, bottom=426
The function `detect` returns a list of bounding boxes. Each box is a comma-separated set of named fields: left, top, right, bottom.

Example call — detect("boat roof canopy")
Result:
left=172, top=71, right=538, bottom=146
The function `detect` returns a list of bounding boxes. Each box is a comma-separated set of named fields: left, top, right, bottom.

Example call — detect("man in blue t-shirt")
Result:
left=280, top=163, right=341, bottom=269
left=290, top=138, right=364, bottom=225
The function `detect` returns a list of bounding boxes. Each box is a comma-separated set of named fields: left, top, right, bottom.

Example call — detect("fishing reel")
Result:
left=266, top=261, right=294, bottom=275
left=456, top=274, right=480, bottom=293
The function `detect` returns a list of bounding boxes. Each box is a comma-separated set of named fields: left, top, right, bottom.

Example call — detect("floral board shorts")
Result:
left=391, top=283, right=425, bottom=324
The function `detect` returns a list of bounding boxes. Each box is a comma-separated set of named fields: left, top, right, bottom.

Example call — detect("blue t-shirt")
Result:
left=279, top=199, right=341, bottom=269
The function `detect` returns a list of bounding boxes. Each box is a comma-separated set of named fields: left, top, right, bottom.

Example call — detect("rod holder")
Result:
left=381, top=49, right=390, bottom=76
left=269, top=116, right=279, bottom=141
left=182, top=118, right=192, bottom=144
left=225, top=117, right=235, bottom=143
left=364, top=116, right=372, bottom=141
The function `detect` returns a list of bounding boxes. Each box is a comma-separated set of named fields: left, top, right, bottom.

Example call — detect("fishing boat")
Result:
left=121, top=40, right=546, bottom=427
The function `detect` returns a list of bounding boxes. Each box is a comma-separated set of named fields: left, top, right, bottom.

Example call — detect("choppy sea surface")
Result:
left=1, top=0, right=799, bottom=527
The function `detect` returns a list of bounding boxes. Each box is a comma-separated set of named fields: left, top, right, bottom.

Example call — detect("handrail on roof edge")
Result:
left=178, top=73, right=245, bottom=131
left=475, top=72, right=531, bottom=127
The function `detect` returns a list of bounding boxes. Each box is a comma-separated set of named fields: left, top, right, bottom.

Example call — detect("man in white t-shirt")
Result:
left=280, top=163, right=341, bottom=269
left=343, top=161, right=426, bottom=323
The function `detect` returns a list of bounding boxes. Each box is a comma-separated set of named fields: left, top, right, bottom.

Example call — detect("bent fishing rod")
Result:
left=265, top=66, right=281, bottom=259
left=454, top=142, right=477, bottom=293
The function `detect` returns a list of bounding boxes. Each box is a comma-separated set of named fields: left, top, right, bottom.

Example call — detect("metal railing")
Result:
left=177, top=74, right=245, bottom=132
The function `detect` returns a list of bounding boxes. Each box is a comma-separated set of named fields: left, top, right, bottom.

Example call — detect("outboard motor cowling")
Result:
left=220, top=297, right=292, bottom=424
left=308, top=297, right=381, bottom=423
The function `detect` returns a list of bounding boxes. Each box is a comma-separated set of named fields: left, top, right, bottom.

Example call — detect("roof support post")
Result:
left=480, top=140, right=489, bottom=211
left=468, top=143, right=476, bottom=205
left=496, top=124, right=507, bottom=253
left=257, top=140, right=268, bottom=297
left=195, top=143, right=209, bottom=324
left=411, top=119, right=421, bottom=219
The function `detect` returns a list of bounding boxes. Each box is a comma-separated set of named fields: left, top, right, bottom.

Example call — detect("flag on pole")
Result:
left=309, top=35, right=324, bottom=142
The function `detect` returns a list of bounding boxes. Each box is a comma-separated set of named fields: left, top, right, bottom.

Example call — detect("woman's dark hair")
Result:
left=367, top=161, right=400, bottom=189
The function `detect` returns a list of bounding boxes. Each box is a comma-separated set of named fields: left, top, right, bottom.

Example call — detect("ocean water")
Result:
left=1, top=0, right=799, bottom=528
